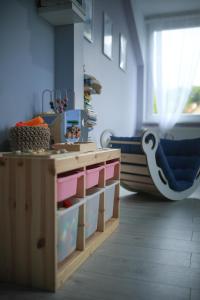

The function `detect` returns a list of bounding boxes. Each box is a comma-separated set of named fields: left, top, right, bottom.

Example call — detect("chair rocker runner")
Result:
left=109, top=129, right=200, bottom=200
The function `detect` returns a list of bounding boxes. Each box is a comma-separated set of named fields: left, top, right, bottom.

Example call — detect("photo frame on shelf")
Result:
left=119, top=33, right=127, bottom=71
left=83, top=0, right=93, bottom=43
left=103, top=12, right=113, bottom=60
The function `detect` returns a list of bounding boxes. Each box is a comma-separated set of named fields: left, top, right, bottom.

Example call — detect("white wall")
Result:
left=137, top=0, right=200, bottom=18
left=84, top=0, right=138, bottom=145
left=130, top=0, right=146, bottom=65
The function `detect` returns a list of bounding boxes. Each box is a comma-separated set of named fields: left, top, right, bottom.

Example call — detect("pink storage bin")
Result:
left=105, top=161, right=119, bottom=181
left=86, top=165, right=104, bottom=189
left=57, top=171, right=85, bottom=202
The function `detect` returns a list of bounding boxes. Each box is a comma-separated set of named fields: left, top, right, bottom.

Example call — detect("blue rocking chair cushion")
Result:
left=110, top=136, right=142, bottom=154
left=156, top=139, right=200, bottom=191
left=111, top=135, right=200, bottom=193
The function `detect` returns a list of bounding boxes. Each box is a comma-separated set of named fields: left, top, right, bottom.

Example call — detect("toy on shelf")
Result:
left=52, top=141, right=97, bottom=152
left=16, top=116, right=48, bottom=128
left=65, top=120, right=81, bottom=140
left=40, top=89, right=86, bottom=144
left=84, top=73, right=102, bottom=137
left=9, top=116, right=50, bottom=152
left=64, top=110, right=82, bottom=143
left=84, top=74, right=102, bottom=95
left=42, top=89, right=68, bottom=114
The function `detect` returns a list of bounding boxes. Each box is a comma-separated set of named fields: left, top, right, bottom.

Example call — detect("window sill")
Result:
left=143, top=121, right=200, bottom=128
left=143, top=113, right=200, bottom=128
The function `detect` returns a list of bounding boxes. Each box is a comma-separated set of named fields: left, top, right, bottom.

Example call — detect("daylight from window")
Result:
left=153, top=27, right=200, bottom=115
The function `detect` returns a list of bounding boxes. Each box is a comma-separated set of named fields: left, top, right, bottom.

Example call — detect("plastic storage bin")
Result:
left=104, top=182, right=117, bottom=222
left=57, top=198, right=85, bottom=263
left=57, top=171, right=84, bottom=202
left=105, top=161, right=119, bottom=181
left=85, top=189, right=101, bottom=238
left=86, top=165, right=104, bottom=189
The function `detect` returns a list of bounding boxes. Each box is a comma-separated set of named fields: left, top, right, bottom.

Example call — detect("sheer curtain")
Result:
left=153, top=26, right=200, bottom=133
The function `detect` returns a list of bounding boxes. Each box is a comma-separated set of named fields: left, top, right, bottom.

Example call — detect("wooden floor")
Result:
left=1, top=190, right=200, bottom=300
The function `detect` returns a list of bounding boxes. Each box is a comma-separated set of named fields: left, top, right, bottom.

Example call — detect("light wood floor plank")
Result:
left=107, top=231, right=200, bottom=254
left=118, top=223, right=193, bottom=241
left=79, top=253, right=200, bottom=289
left=96, top=240, right=191, bottom=267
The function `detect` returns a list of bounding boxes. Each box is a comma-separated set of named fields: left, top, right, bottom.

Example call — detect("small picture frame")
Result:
left=103, top=12, right=113, bottom=60
left=119, top=34, right=127, bottom=71
left=83, top=0, right=93, bottom=43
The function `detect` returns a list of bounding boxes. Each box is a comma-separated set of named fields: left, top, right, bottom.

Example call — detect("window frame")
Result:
left=144, top=13, right=200, bottom=124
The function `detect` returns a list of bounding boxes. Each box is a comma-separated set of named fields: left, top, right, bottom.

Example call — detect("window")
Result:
left=145, top=17, right=200, bottom=125
left=184, top=86, right=200, bottom=114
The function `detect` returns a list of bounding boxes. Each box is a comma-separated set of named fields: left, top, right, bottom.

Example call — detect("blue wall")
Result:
left=55, top=23, right=84, bottom=110
left=0, top=0, right=54, bottom=150
left=84, top=0, right=138, bottom=144
left=0, top=0, right=138, bottom=150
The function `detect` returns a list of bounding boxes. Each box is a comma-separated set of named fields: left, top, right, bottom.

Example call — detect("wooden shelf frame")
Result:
left=0, top=149, right=120, bottom=292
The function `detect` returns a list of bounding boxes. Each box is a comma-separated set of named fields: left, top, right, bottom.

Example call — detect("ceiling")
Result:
left=133, top=0, right=200, bottom=18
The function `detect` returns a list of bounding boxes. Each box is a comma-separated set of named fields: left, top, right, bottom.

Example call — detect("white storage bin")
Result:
left=85, top=189, right=102, bottom=238
left=57, top=198, right=85, bottom=263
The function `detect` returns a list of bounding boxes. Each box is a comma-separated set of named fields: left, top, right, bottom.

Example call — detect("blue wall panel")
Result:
left=0, top=0, right=138, bottom=150
left=0, top=0, right=54, bottom=150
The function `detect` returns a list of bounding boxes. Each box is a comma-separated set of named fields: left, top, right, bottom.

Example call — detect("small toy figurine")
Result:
left=16, top=116, right=48, bottom=128
left=42, top=89, right=68, bottom=114
left=63, top=199, right=73, bottom=208
left=50, top=95, right=68, bottom=114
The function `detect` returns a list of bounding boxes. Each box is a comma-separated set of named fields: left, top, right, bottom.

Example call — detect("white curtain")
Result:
left=153, top=27, right=200, bottom=133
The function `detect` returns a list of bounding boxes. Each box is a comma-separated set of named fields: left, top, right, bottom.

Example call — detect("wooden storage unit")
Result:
left=0, top=149, right=120, bottom=292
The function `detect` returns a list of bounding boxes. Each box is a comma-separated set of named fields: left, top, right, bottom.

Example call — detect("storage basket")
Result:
left=86, top=165, right=104, bottom=189
left=104, top=182, right=116, bottom=222
left=57, top=198, right=85, bottom=262
left=57, top=171, right=85, bottom=202
left=9, top=126, right=50, bottom=152
left=85, top=189, right=101, bottom=238
left=105, top=161, right=119, bottom=181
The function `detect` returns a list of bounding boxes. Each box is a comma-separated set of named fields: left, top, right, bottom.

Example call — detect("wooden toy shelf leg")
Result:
left=98, top=165, right=105, bottom=188
left=113, top=183, right=120, bottom=219
left=0, top=158, right=57, bottom=292
left=76, top=168, right=85, bottom=198
left=114, top=161, right=120, bottom=180
left=77, top=203, right=85, bottom=251
left=97, top=192, right=105, bottom=232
